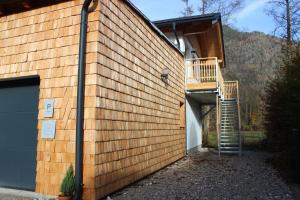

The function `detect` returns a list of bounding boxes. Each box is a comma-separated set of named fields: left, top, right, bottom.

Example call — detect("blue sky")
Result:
left=130, top=0, right=276, bottom=34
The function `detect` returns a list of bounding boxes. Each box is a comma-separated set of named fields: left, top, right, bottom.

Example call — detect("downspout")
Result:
left=172, top=22, right=180, bottom=50
left=74, top=0, right=94, bottom=199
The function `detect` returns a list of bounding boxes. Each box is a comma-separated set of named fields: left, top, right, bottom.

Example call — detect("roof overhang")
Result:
left=154, top=14, right=226, bottom=67
left=0, top=0, right=71, bottom=16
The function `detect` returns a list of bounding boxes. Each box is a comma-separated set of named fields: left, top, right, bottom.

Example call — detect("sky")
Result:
left=130, top=0, right=276, bottom=35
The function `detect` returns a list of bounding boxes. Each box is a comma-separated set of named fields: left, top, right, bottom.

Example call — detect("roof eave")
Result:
left=153, top=13, right=226, bottom=68
left=153, top=13, right=221, bottom=27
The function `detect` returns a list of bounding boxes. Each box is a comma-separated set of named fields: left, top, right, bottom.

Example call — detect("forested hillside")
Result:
left=222, top=26, right=282, bottom=130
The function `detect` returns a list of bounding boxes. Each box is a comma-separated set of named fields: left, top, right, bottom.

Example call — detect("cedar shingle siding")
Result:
left=0, top=0, right=185, bottom=199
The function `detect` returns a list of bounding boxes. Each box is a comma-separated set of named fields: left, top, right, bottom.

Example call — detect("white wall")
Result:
left=186, top=96, right=202, bottom=151
left=164, top=32, right=186, bottom=52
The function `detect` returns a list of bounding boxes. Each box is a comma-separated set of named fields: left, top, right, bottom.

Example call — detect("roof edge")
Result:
left=153, top=13, right=221, bottom=26
left=125, top=0, right=184, bottom=57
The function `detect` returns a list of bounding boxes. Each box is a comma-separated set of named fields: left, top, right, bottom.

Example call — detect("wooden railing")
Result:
left=185, top=57, right=224, bottom=96
left=186, top=57, right=217, bottom=82
left=224, top=81, right=238, bottom=100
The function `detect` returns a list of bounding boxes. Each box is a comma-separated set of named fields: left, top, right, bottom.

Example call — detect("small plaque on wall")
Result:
left=44, top=99, right=54, bottom=118
left=41, top=120, right=56, bottom=139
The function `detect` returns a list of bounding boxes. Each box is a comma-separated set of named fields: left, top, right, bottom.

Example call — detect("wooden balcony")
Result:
left=185, top=57, right=224, bottom=97
left=185, top=58, right=240, bottom=105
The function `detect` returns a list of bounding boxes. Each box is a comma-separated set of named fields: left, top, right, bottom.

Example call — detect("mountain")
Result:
left=222, top=26, right=282, bottom=130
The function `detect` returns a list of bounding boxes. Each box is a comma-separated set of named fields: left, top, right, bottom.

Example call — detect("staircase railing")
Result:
left=224, top=81, right=241, bottom=127
left=223, top=81, right=242, bottom=155
left=185, top=57, right=224, bottom=97
left=224, top=81, right=241, bottom=124
left=224, top=81, right=238, bottom=100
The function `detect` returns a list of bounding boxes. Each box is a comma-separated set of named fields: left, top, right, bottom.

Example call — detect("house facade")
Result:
left=0, top=0, right=240, bottom=199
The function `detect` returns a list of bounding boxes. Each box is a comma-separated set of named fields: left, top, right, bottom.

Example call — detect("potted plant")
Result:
left=59, top=165, right=75, bottom=200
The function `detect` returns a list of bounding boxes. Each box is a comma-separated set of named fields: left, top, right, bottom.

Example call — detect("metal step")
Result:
left=221, top=100, right=237, bottom=105
left=220, top=146, right=239, bottom=149
left=221, top=124, right=238, bottom=126
left=221, top=126, right=237, bottom=128
left=222, top=111, right=237, bottom=113
left=221, top=133, right=239, bottom=136
left=221, top=117, right=237, bottom=119
left=221, top=121, right=238, bottom=123
left=220, top=144, right=239, bottom=147
left=221, top=123, right=237, bottom=126
left=220, top=133, right=239, bottom=136
left=220, top=140, right=239, bottom=143
left=221, top=125, right=238, bottom=127
left=220, top=132, right=239, bottom=135
left=221, top=101, right=237, bottom=104
left=221, top=111, right=237, bottom=113
left=220, top=151, right=240, bottom=154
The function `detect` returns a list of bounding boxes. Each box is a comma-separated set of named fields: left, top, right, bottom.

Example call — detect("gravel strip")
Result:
left=111, top=150, right=295, bottom=200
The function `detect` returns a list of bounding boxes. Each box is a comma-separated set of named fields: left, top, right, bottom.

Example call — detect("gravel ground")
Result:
left=0, top=188, right=56, bottom=200
left=111, top=150, right=296, bottom=200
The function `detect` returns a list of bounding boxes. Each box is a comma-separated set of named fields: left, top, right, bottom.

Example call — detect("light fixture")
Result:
left=161, top=68, right=169, bottom=84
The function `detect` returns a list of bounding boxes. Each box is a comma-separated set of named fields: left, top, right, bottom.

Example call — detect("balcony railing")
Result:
left=185, top=57, right=224, bottom=97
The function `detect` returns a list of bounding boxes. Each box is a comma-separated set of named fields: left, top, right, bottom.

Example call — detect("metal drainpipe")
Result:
left=172, top=22, right=180, bottom=50
left=74, top=0, right=93, bottom=199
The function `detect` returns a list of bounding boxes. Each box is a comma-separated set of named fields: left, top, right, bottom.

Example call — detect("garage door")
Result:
left=0, top=78, right=39, bottom=190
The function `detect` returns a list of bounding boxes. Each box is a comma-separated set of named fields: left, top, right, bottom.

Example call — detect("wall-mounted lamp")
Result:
left=161, top=68, right=169, bottom=84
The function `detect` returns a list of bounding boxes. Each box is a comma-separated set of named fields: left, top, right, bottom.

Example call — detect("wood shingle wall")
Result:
left=0, top=0, right=98, bottom=198
left=94, top=0, right=185, bottom=198
left=0, top=0, right=185, bottom=199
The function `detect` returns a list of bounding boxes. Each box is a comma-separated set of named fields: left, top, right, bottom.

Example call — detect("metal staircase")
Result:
left=219, top=99, right=241, bottom=155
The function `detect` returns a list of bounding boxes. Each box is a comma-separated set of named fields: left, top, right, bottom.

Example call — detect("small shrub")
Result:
left=60, top=165, right=75, bottom=197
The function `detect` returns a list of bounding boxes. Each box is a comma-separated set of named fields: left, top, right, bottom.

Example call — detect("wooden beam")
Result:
left=186, top=82, right=217, bottom=91
left=184, top=30, right=209, bottom=36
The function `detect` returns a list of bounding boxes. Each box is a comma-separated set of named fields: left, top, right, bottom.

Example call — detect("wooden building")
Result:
left=0, top=0, right=241, bottom=199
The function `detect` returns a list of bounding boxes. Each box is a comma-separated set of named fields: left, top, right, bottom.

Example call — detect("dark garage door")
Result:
left=0, top=78, right=39, bottom=190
